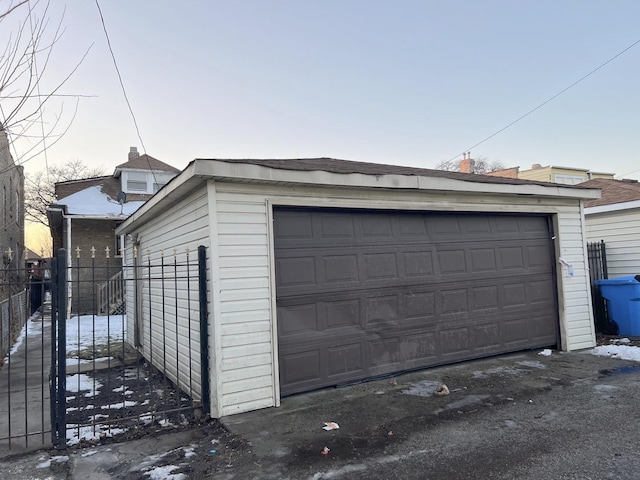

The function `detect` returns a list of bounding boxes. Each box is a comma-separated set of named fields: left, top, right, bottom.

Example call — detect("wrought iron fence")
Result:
left=0, top=257, right=49, bottom=454
left=1, top=245, right=210, bottom=452
left=587, top=240, right=612, bottom=334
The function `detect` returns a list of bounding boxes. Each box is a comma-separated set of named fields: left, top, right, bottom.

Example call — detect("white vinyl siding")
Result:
left=585, top=209, right=640, bottom=278
left=123, top=187, right=210, bottom=403
left=209, top=182, right=595, bottom=416
left=555, top=205, right=595, bottom=350
left=215, top=190, right=273, bottom=416
left=123, top=173, right=596, bottom=418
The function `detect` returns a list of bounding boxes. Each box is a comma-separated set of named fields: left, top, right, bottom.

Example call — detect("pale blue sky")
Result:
left=6, top=1, right=640, bottom=179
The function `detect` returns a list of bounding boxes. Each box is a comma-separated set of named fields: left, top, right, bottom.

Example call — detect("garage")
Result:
left=118, top=157, right=600, bottom=417
left=275, top=207, right=558, bottom=395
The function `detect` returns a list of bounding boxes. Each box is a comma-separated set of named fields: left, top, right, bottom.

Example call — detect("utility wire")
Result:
left=94, top=0, right=157, bottom=182
left=447, top=36, right=640, bottom=163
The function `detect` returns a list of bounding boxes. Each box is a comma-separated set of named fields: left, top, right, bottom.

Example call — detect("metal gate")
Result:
left=587, top=240, right=613, bottom=334
left=1, top=245, right=210, bottom=452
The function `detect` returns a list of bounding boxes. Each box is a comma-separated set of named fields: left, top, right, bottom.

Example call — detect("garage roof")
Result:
left=204, top=157, right=590, bottom=187
left=118, top=157, right=601, bottom=234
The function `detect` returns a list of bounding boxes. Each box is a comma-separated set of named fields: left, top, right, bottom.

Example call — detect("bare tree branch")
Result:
left=0, top=1, right=29, bottom=22
left=25, top=159, right=105, bottom=227
left=0, top=0, right=91, bottom=167
left=435, top=155, right=505, bottom=174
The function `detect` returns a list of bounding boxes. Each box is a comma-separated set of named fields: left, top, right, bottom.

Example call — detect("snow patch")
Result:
left=591, top=345, right=640, bottom=362
left=57, top=185, right=145, bottom=216
left=67, top=373, right=103, bottom=397
left=66, top=424, right=126, bottom=446
left=143, top=465, right=186, bottom=480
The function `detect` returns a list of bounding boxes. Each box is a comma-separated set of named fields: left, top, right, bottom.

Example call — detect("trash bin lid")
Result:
left=595, top=275, right=640, bottom=286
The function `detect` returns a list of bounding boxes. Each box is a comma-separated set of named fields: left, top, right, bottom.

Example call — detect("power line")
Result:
left=447, top=36, right=640, bottom=163
left=94, top=0, right=157, bottom=183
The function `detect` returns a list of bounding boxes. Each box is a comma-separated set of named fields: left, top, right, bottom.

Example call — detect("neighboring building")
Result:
left=487, top=163, right=615, bottom=185
left=583, top=178, right=640, bottom=278
left=117, top=157, right=600, bottom=418
left=0, top=127, right=25, bottom=271
left=47, top=147, right=180, bottom=314
left=0, top=125, right=26, bottom=359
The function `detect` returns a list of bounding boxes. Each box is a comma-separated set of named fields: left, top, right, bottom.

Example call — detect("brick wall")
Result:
left=0, top=128, right=25, bottom=302
left=68, top=218, right=123, bottom=314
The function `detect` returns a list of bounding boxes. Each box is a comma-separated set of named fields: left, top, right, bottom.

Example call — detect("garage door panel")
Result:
left=327, top=343, right=364, bottom=376
left=403, top=251, right=435, bottom=277
left=275, top=208, right=558, bottom=396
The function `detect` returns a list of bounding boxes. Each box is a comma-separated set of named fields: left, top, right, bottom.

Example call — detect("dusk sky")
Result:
left=4, top=1, right=640, bottom=181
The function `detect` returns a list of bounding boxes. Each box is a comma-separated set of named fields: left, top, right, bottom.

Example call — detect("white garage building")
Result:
left=117, top=158, right=600, bottom=418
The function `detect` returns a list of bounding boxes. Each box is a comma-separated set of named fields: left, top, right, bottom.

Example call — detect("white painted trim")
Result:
left=578, top=200, right=596, bottom=349
left=191, top=160, right=599, bottom=200
left=264, top=194, right=565, bottom=214
left=550, top=213, right=568, bottom=352
left=119, top=159, right=600, bottom=235
left=206, top=180, right=223, bottom=417
left=265, top=199, right=281, bottom=407
left=584, top=199, right=640, bottom=215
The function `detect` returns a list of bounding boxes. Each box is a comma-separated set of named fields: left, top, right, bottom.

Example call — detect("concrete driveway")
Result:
left=220, top=348, right=640, bottom=479
left=3, top=346, right=640, bottom=479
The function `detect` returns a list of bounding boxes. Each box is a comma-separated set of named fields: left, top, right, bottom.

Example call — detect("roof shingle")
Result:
left=199, top=157, right=594, bottom=189
left=581, top=178, right=640, bottom=207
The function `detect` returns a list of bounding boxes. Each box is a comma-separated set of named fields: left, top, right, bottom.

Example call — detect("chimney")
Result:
left=460, top=152, right=475, bottom=174
left=128, top=146, right=140, bottom=161
left=531, top=163, right=542, bottom=170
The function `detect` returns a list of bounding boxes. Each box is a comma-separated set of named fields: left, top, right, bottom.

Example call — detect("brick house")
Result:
left=0, top=125, right=26, bottom=358
left=47, top=148, right=180, bottom=314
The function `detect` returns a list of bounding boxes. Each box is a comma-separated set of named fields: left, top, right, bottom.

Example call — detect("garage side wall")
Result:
left=555, top=205, right=595, bottom=350
left=585, top=209, right=640, bottom=278
left=213, top=182, right=596, bottom=416
left=123, top=186, right=211, bottom=407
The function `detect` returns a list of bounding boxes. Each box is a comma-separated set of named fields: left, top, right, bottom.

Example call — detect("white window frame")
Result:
left=553, top=174, right=586, bottom=185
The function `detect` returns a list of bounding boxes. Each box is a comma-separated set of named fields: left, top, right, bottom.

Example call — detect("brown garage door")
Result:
left=274, top=207, right=558, bottom=396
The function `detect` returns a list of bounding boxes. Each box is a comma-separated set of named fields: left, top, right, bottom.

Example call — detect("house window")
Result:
left=15, top=190, right=19, bottom=225
left=554, top=174, right=586, bottom=185
left=115, top=234, right=123, bottom=257
left=126, top=172, right=148, bottom=192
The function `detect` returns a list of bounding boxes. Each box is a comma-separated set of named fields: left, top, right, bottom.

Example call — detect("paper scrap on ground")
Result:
left=322, top=422, right=340, bottom=431
left=538, top=349, right=552, bottom=357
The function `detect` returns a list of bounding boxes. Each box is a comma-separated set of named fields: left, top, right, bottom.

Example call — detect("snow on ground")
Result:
left=100, top=400, right=138, bottom=410
left=143, top=465, right=187, bottom=480
left=67, top=373, right=103, bottom=397
left=66, top=424, right=127, bottom=446
left=5, top=311, right=44, bottom=360
left=66, top=314, right=126, bottom=352
left=591, top=345, right=640, bottom=362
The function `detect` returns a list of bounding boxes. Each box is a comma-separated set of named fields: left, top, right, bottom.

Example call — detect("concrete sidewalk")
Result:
left=0, top=304, right=53, bottom=458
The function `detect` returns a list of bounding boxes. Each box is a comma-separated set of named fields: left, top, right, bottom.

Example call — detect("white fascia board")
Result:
left=191, top=159, right=601, bottom=200
left=118, top=159, right=601, bottom=234
left=584, top=199, right=640, bottom=215
left=65, top=214, right=129, bottom=220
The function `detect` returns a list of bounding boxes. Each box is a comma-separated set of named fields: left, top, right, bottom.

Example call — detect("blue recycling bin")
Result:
left=596, top=276, right=640, bottom=336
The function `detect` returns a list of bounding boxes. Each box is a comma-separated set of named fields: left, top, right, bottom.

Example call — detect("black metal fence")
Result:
left=0, top=256, right=49, bottom=454
left=1, top=245, right=210, bottom=452
left=587, top=240, right=613, bottom=334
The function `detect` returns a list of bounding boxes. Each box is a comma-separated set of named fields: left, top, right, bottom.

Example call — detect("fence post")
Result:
left=50, top=257, right=58, bottom=446
left=198, top=245, right=210, bottom=416
left=55, top=249, right=67, bottom=449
